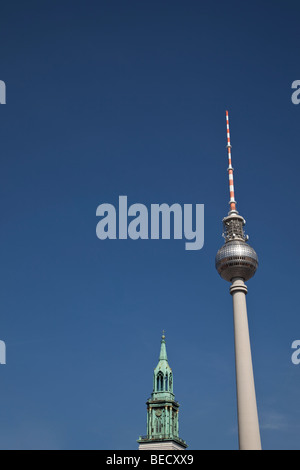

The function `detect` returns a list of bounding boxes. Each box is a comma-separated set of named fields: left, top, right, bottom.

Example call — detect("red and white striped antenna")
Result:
left=226, top=110, right=237, bottom=213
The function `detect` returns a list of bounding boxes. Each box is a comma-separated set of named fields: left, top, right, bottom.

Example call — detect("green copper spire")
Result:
left=152, top=332, right=174, bottom=401
left=137, top=333, right=187, bottom=450
left=159, top=331, right=168, bottom=361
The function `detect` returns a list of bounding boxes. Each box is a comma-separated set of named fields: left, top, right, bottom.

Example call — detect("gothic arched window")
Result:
left=165, top=374, right=168, bottom=391
left=155, top=417, right=162, bottom=434
left=156, top=372, right=163, bottom=391
left=169, top=373, right=173, bottom=391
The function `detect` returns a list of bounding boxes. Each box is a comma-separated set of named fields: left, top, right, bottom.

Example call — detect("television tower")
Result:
left=215, top=111, right=262, bottom=450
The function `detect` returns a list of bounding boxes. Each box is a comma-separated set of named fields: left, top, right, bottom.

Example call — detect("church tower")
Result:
left=137, top=333, right=187, bottom=450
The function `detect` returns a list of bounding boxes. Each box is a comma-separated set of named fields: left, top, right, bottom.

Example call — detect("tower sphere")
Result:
left=215, top=239, right=258, bottom=282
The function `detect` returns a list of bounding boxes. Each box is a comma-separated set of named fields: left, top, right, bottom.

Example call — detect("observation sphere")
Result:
left=215, top=240, right=258, bottom=282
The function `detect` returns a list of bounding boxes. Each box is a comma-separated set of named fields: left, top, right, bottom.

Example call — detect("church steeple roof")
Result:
left=158, top=332, right=168, bottom=361
left=152, top=332, right=174, bottom=401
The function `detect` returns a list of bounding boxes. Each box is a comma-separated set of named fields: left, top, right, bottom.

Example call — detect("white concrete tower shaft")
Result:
left=230, top=278, right=261, bottom=450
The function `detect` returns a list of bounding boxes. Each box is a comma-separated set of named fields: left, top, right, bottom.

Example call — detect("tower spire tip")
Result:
left=226, top=110, right=237, bottom=213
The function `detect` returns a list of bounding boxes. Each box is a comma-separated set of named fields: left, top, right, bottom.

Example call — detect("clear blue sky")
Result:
left=0, top=0, right=299, bottom=450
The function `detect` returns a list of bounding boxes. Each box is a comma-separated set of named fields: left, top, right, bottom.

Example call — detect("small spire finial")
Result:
left=159, top=331, right=168, bottom=361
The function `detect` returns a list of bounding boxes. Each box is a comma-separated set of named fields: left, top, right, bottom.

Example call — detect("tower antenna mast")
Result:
left=226, top=110, right=237, bottom=213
